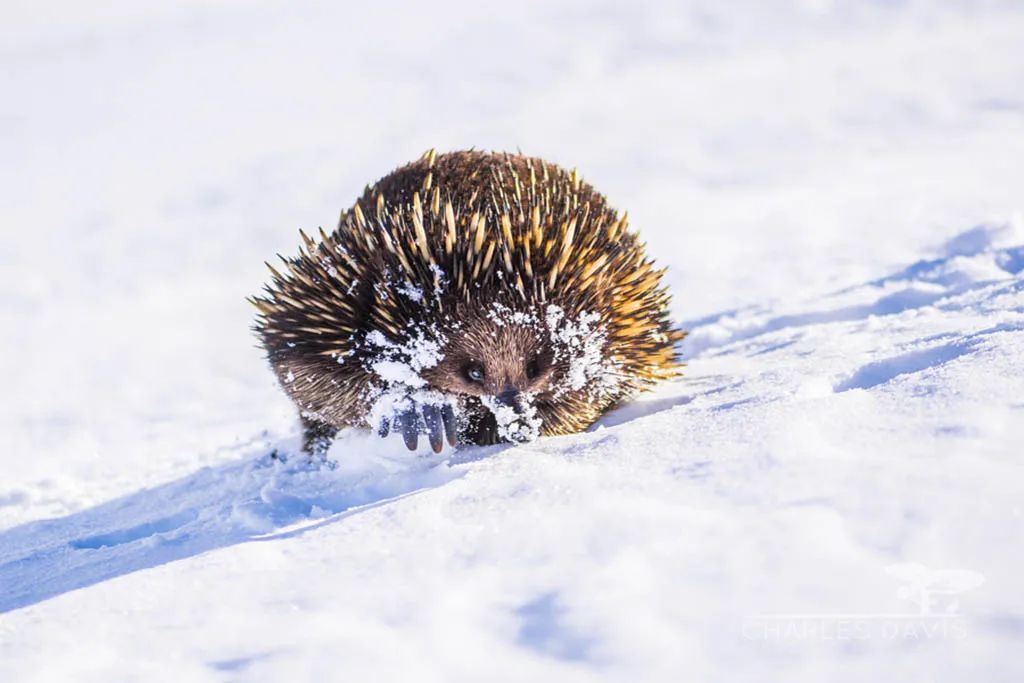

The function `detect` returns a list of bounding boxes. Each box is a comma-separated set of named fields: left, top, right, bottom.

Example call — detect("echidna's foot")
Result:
left=378, top=400, right=457, bottom=453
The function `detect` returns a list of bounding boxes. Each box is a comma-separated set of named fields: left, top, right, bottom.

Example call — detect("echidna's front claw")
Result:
left=441, top=404, right=457, bottom=447
left=381, top=400, right=457, bottom=452
left=422, top=404, right=444, bottom=453
left=392, top=408, right=419, bottom=451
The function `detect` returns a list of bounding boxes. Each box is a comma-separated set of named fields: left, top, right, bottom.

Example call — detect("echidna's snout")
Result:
left=495, top=387, right=525, bottom=415
left=481, top=389, right=543, bottom=445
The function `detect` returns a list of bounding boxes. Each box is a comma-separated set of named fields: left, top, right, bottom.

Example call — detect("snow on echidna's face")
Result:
left=363, top=300, right=621, bottom=449
left=423, top=318, right=554, bottom=401
left=422, top=312, right=556, bottom=446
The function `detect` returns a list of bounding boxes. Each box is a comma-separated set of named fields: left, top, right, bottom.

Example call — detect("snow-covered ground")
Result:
left=2, top=1, right=1023, bottom=680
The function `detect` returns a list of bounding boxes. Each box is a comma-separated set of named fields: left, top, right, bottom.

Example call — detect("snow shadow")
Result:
left=833, top=343, right=970, bottom=392
left=0, top=437, right=463, bottom=614
left=681, top=222, right=1024, bottom=357
left=833, top=321, right=1024, bottom=393
left=515, top=592, right=597, bottom=663
left=594, top=393, right=695, bottom=428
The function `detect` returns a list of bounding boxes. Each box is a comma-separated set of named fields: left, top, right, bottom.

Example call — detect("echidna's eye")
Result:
left=525, top=358, right=540, bottom=380
left=465, top=363, right=485, bottom=383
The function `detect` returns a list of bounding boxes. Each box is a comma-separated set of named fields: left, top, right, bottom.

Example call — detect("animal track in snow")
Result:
left=833, top=344, right=970, bottom=392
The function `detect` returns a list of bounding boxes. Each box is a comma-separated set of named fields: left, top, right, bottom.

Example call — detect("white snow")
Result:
left=545, top=305, right=616, bottom=397
left=480, top=393, right=543, bottom=444
left=2, top=1, right=1024, bottom=681
left=364, top=329, right=446, bottom=390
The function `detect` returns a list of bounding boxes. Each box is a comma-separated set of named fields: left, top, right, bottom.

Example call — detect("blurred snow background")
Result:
left=1, top=1, right=1023, bottom=681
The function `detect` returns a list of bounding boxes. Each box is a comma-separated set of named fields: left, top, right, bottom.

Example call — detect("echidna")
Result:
left=251, top=150, right=684, bottom=455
